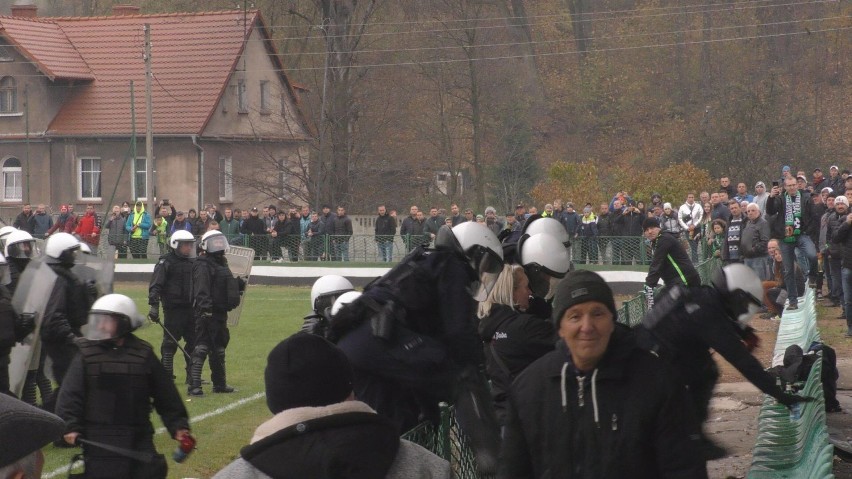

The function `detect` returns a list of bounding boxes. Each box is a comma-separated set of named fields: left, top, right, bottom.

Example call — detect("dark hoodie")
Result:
left=477, top=304, right=556, bottom=422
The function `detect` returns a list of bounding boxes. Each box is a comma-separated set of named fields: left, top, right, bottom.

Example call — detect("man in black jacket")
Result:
left=500, top=270, right=706, bottom=479
left=330, top=206, right=353, bottom=261
left=766, top=177, right=818, bottom=310
left=612, top=200, right=643, bottom=265
left=240, top=207, right=268, bottom=261
left=12, top=203, right=33, bottom=234
left=56, top=294, right=191, bottom=479
left=643, top=218, right=700, bottom=309
left=375, top=205, right=397, bottom=262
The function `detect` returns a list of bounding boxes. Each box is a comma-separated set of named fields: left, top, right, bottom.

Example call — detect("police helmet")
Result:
left=200, top=230, right=228, bottom=255
left=331, top=291, right=362, bottom=317
left=310, top=275, right=354, bottom=314
left=0, top=225, right=17, bottom=247
left=170, top=230, right=197, bottom=258
left=85, top=294, right=145, bottom=341
left=79, top=242, right=93, bottom=255
left=44, top=232, right=80, bottom=265
left=518, top=233, right=571, bottom=298
left=712, top=263, right=763, bottom=325
left=438, top=222, right=504, bottom=301
left=521, top=216, right=570, bottom=247
left=4, top=230, right=37, bottom=259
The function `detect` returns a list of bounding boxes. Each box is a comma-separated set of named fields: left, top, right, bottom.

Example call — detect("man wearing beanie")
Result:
left=213, top=332, right=450, bottom=479
left=500, top=271, right=706, bottom=479
left=642, top=216, right=700, bottom=309
left=0, top=394, right=64, bottom=477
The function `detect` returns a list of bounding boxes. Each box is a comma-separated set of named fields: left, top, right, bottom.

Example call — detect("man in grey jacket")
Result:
left=213, top=332, right=450, bottom=479
left=740, top=203, right=771, bottom=281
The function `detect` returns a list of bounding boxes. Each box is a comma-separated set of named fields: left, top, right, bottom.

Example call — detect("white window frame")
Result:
left=0, top=76, right=17, bottom=113
left=219, top=156, right=232, bottom=201
left=132, top=157, right=147, bottom=202
left=1, top=156, right=22, bottom=202
left=237, top=80, right=248, bottom=113
left=78, top=157, right=102, bottom=201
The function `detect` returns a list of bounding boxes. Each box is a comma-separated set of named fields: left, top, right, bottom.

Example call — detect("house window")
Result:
left=2, top=157, right=22, bottom=201
left=0, top=46, right=13, bottom=62
left=0, top=77, right=16, bottom=113
left=260, top=81, right=270, bottom=113
left=79, top=158, right=101, bottom=200
left=219, top=156, right=232, bottom=201
left=133, top=157, right=147, bottom=201
left=237, top=80, right=248, bottom=113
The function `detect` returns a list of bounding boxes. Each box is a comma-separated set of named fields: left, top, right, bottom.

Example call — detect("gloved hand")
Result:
left=148, top=305, right=160, bottom=323
left=300, top=316, right=328, bottom=336
left=644, top=285, right=655, bottom=310
left=14, top=313, right=36, bottom=339
left=777, top=393, right=814, bottom=407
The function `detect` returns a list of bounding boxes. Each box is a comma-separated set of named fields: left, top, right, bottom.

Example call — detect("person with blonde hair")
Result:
left=477, top=264, right=556, bottom=424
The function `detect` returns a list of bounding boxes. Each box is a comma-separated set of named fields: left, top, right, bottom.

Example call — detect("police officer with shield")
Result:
left=56, top=294, right=192, bottom=479
left=0, top=252, right=23, bottom=396
left=331, top=222, right=504, bottom=473
left=189, top=231, right=242, bottom=396
left=40, top=233, right=94, bottom=411
left=148, top=230, right=197, bottom=384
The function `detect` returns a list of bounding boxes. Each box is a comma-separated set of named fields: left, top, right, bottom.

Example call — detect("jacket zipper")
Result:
left=576, top=375, right=585, bottom=407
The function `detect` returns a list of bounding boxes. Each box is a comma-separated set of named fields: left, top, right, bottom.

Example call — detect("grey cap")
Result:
left=0, top=394, right=65, bottom=467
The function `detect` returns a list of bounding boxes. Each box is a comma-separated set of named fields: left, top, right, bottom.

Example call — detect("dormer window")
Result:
left=0, top=77, right=17, bottom=113
left=0, top=45, right=13, bottom=62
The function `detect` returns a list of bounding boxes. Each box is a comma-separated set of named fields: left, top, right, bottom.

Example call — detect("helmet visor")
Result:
left=469, top=246, right=504, bottom=301
left=85, top=312, right=128, bottom=341
left=523, top=264, right=563, bottom=299
left=0, top=264, right=9, bottom=286
left=174, top=240, right=197, bottom=258
left=205, top=235, right=229, bottom=254
left=7, top=240, right=36, bottom=259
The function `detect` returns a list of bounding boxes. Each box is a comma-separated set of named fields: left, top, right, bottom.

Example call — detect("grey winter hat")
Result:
left=0, top=394, right=64, bottom=467
left=551, top=270, right=617, bottom=326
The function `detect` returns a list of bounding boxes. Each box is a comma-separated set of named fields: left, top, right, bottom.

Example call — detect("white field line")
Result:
left=43, top=392, right=265, bottom=479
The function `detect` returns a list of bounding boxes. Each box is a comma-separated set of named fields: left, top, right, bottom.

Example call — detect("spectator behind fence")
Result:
left=75, top=204, right=101, bottom=253
left=28, top=203, right=53, bottom=238
left=213, top=333, right=450, bottom=479
left=499, top=270, right=707, bottom=479
left=721, top=201, right=744, bottom=264
left=824, top=195, right=848, bottom=309
left=375, top=205, right=397, bottom=263
left=12, top=204, right=33, bottom=234
left=106, top=204, right=129, bottom=258
left=125, top=200, right=152, bottom=259
left=0, top=394, right=65, bottom=478
left=741, top=203, right=771, bottom=281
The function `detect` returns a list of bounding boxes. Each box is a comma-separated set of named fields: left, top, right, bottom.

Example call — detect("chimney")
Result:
left=10, top=4, right=38, bottom=18
left=112, top=5, right=141, bottom=16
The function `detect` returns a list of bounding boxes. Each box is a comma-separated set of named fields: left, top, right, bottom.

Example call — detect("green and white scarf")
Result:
left=784, top=192, right=802, bottom=243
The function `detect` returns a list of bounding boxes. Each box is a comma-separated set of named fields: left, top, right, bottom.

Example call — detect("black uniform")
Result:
left=149, top=251, right=196, bottom=381
left=332, top=247, right=482, bottom=432
left=189, top=252, right=240, bottom=394
left=8, top=258, right=53, bottom=405
left=56, top=334, right=189, bottom=479
left=0, top=284, right=21, bottom=396
left=636, top=286, right=798, bottom=429
left=646, top=231, right=701, bottom=288
left=40, top=263, right=93, bottom=411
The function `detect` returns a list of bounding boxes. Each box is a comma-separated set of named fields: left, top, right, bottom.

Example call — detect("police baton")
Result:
left=76, top=437, right=155, bottom=462
left=151, top=319, right=192, bottom=361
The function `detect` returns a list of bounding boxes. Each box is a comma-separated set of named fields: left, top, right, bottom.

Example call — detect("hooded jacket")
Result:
left=74, top=210, right=101, bottom=247
left=125, top=202, right=152, bottom=239
left=500, top=326, right=706, bottom=479
left=646, top=232, right=700, bottom=288
left=478, top=304, right=556, bottom=422
left=212, top=401, right=450, bottom=479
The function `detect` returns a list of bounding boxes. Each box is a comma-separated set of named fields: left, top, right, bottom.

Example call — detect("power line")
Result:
left=266, top=0, right=838, bottom=40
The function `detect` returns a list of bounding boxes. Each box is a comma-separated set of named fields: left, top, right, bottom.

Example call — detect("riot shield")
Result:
left=225, top=246, right=254, bottom=326
left=72, top=254, right=115, bottom=296
left=8, top=259, right=58, bottom=397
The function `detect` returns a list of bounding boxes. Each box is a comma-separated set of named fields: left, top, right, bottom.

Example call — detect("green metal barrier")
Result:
left=747, top=289, right=834, bottom=478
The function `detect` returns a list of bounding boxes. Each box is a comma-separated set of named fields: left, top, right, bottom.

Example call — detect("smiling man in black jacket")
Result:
left=500, top=270, right=706, bottom=479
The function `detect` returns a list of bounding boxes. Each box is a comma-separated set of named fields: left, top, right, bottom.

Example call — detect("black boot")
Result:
left=210, top=347, right=234, bottom=393
left=188, top=346, right=207, bottom=396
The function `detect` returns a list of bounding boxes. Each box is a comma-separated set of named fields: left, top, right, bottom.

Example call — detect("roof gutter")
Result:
left=192, top=135, right=204, bottom=211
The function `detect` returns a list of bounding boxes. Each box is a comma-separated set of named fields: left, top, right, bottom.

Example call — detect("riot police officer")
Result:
left=56, top=294, right=192, bottom=479
left=40, top=232, right=93, bottom=411
left=331, top=222, right=504, bottom=472
left=189, top=230, right=242, bottom=396
left=148, top=230, right=197, bottom=383
left=300, top=274, right=354, bottom=336
left=0, top=252, right=23, bottom=396
left=636, top=263, right=811, bottom=459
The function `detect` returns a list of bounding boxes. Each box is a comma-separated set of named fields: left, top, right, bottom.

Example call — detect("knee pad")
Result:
left=192, top=344, right=209, bottom=359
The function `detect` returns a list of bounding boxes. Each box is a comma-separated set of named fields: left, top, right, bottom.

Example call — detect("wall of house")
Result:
left=203, top=27, right=309, bottom=141
left=0, top=45, right=73, bottom=136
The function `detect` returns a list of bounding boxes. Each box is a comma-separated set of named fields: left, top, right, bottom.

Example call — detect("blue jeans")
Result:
left=378, top=241, right=393, bottom=262
left=744, top=256, right=770, bottom=282
left=335, top=240, right=350, bottom=261
left=842, top=268, right=852, bottom=331
left=780, top=235, right=817, bottom=307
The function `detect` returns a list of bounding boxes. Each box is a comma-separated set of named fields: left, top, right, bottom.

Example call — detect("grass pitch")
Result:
left=41, top=282, right=309, bottom=478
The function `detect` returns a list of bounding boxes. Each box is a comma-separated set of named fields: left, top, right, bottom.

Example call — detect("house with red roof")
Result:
left=0, top=4, right=312, bottom=216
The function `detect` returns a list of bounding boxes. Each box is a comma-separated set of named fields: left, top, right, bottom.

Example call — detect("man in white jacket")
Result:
left=678, top=193, right=704, bottom=260
left=213, top=332, right=450, bottom=479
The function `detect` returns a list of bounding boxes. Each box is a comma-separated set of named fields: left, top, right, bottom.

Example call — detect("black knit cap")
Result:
left=0, top=394, right=65, bottom=467
left=265, top=332, right=354, bottom=414
left=551, top=270, right=618, bottom=325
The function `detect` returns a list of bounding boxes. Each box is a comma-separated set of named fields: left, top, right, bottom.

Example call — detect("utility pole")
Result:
left=143, top=24, right=154, bottom=204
